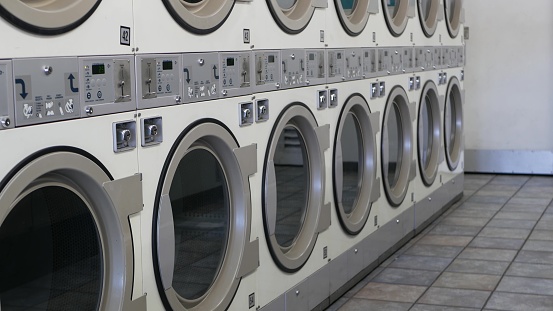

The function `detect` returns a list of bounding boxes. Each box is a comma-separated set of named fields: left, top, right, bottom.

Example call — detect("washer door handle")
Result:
left=157, top=194, right=175, bottom=291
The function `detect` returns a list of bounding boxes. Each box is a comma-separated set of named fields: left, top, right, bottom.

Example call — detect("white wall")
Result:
left=464, top=0, right=553, bottom=173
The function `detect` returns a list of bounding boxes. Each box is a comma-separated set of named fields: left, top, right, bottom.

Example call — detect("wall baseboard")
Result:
left=465, top=149, right=553, bottom=175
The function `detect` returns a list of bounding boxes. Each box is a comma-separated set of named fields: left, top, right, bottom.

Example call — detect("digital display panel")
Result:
left=163, top=61, right=173, bottom=70
left=92, top=64, right=105, bottom=75
left=268, top=55, right=275, bottom=63
left=227, top=58, right=235, bottom=66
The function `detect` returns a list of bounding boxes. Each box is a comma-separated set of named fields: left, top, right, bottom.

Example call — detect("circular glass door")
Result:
left=335, top=0, right=370, bottom=36
left=417, top=81, right=441, bottom=186
left=267, top=0, right=316, bottom=33
left=381, top=0, right=409, bottom=37
left=418, top=0, right=439, bottom=37
left=444, top=0, right=462, bottom=38
left=444, top=77, right=463, bottom=171
left=0, top=0, right=101, bottom=34
left=333, top=94, right=378, bottom=234
left=382, top=86, right=414, bottom=206
left=163, top=0, right=235, bottom=33
left=263, top=104, right=325, bottom=272
left=154, top=122, right=255, bottom=311
left=0, top=152, right=134, bottom=311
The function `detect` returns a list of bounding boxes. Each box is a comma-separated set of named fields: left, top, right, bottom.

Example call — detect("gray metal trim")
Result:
left=103, top=174, right=143, bottom=216
left=369, top=112, right=381, bottom=134
left=312, top=0, right=328, bottom=8
left=308, top=265, right=331, bottom=310
left=234, top=144, right=258, bottom=176
left=265, top=161, right=277, bottom=236
left=238, top=238, right=259, bottom=277
left=408, top=0, right=416, bottom=17
left=318, top=203, right=331, bottom=232
left=0, top=60, right=14, bottom=130
left=371, top=178, right=381, bottom=203
left=465, top=150, right=553, bottom=175
left=316, top=124, right=331, bottom=151
left=329, top=252, right=349, bottom=294
left=437, top=3, right=444, bottom=20
left=259, top=295, right=285, bottom=311
left=368, top=0, right=379, bottom=13
left=157, top=194, right=175, bottom=291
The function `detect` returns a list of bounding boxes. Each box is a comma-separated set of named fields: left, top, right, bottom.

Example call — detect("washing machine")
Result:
left=437, top=0, right=464, bottom=46
left=135, top=53, right=260, bottom=311
left=0, top=0, right=134, bottom=59
left=437, top=69, right=464, bottom=195
left=413, top=0, right=443, bottom=45
left=133, top=0, right=253, bottom=54
left=253, top=81, right=331, bottom=310
left=373, top=74, right=418, bottom=258
left=412, top=71, right=447, bottom=230
left=377, top=0, right=417, bottom=47
left=322, top=76, right=384, bottom=298
left=250, top=0, right=326, bottom=50
left=0, top=57, right=144, bottom=310
left=325, top=0, right=379, bottom=48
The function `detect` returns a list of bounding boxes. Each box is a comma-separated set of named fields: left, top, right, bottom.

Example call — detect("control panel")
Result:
left=13, top=58, right=80, bottom=126
left=80, top=56, right=135, bottom=117
left=432, top=46, right=442, bottom=69
left=378, top=48, right=392, bottom=75
left=415, top=47, right=433, bottom=71
left=402, top=47, right=415, bottom=73
left=183, top=52, right=219, bottom=103
left=305, top=50, right=326, bottom=86
left=457, top=46, right=465, bottom=67
left=0, top=60, right=14, bottom=130
left=220, top=52, right=251, bottom=97
left=327, top=49, right=346, bottom=83
left=345, top=48, right=363, bottom=81
left=281, top=50, right=305, bottom=89
left=253, top=50, right=281, bottom=92
left=138, top=56, right=180, bottom=109
left=390, top=48, right=403, bottom=75
left=362, top=48, right=378, bottom=78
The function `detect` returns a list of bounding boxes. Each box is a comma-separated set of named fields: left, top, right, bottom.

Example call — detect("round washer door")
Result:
left=0, top=151, right=136, bottom=311
left=267, top=0, right=317, bottom=34
left=0, top=0, right=101, bottom=34
left=263, top=104, right=327, bottom=272
left=417, top=80, right=442, bottom=186
left=381, top=86, right=414, bottom=207
left=154, top=122, right=257, bottom=311
left=444, top=76, right=463, bottom=171
left=444, top=0, right=462, bottom=38
left=334, top=0, right=371, bottom=36
left=333, top=94, right=379, bottom=235
left=163, top=0, right=235, bottom=33
left=418, top=0, right=440, bottom=37
left=381, top=0, right=410, bottom=37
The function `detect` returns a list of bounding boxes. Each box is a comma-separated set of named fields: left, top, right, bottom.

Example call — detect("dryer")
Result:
left=0, top=0, right=134, bottom=58
left=250, top=0, right=326, bottom=50
left=254, top=84, right=331, bottom=311
left=438, top=70, right=464, bottom=189
left=375, top=74, right=417, bottom=257
left=325, top=0, right=379, bottom=48
left=0, top=58, right=144, bottom=310
left=438, top=0, right=464, bottom=46
left=377, top=0, right=417, bottom=47
left=135, top=54, right=260, bottom=311
left=413, top=0, right=443, bottom=45
left=323, top=77, right=383, bottom=298
left=412, top=72, right=447, bottom=230
left=133, top=0, right=253, bottom=54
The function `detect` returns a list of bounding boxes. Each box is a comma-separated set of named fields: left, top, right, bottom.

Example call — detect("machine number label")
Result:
left=243, top=29, right=250, bottom=44
left=120, top=26, right=131, bottom=46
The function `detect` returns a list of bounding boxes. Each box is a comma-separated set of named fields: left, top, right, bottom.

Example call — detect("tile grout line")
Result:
left=407, top=174, right=520, bottom=310
left=479, top=177, right=553, bottom=308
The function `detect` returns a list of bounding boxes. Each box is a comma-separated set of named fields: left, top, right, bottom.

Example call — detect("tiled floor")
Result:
left=327, top=174, right=553, bottom=311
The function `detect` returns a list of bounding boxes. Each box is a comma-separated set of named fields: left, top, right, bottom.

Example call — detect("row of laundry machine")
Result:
left=0, top=0, right=465, bottom=310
